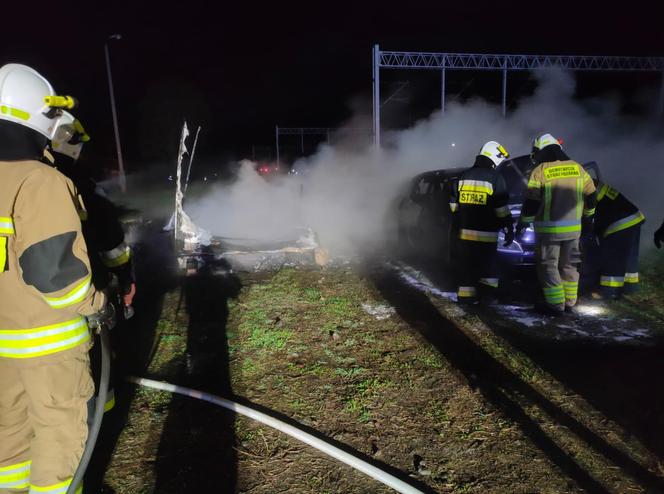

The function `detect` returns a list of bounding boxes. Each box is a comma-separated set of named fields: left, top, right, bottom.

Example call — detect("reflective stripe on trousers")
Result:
left=563, top=281, right=578, bottom=302
left=543, top=285, right=565, bottom=305
left=624, top=272, right=639, bottom=284
left=494, top=205, right=510, bottom=218
left=104, top=388, right=116, bottom=413
left=458, top=286, right=477, bottom=298
left=600, top=276, right=624, bottom=288
left=0, top=460, right=31, bottom=489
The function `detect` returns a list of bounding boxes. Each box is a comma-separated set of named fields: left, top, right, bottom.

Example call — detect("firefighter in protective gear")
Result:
left=47, top=112, right=135, bottom=416
left=655, top=220, right=664, bottom=249
left=48, top=111, right=136, bottom=309
left=450, top=141, right=514, bottom=303
left=0, top=63, right=106, bottom=494
left=517, top=133, right=597, bottom=315
left=592, top=181, right=645, bottom=298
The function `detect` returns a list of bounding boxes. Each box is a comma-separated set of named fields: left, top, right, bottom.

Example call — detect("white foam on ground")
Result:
left=389, top=262, right=659, bottom=343
left=494, top=304, right=655, bottom=342
left=362, top=303, right=396, bottom=320
left=491, top=305, right=545, bottom=328
left=389, top=262, right=457, bottom=301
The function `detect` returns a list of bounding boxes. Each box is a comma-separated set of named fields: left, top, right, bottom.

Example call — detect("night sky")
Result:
left=1, top=1, right=663, bottom=173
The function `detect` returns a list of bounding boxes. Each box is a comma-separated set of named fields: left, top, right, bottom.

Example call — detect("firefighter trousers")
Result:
left=0, top=352, right=92, bottom=494
left=598, top=224, right=641, bottom=298
left=456, top=239, right=499, bottom=302
left=536, top=238, right=581, bottom=311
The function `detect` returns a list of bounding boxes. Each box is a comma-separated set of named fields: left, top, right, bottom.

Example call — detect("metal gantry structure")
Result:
left=372, top=44, right=664, bottom=148
left=275, top=126, right=371, bottom=167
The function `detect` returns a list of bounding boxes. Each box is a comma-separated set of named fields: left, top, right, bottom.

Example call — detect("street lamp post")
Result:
left=104, top=34, right=127, bottom=192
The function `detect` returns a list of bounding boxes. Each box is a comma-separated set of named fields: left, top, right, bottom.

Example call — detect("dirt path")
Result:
left=94, top=244, right=664, bottom=493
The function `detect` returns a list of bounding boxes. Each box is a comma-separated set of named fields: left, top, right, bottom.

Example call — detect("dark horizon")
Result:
left=2, top=0, right=663, bottom=175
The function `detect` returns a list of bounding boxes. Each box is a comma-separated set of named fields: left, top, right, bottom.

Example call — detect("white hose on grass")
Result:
left=127, top=376, right=424, bottom=494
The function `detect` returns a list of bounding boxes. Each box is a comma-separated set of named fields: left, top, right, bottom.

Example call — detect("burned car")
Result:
left=392, top=156, right=601, bottom=269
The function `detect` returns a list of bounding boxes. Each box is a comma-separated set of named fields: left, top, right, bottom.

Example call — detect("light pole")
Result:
left=104, top=33, right=127, bottom=192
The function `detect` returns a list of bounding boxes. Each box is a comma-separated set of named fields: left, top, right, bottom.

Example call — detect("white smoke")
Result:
left=186, top=69, right=664, bottom=255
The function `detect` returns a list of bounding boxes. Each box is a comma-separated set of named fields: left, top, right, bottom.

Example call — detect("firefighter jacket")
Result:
left=0, top=160, right=105, bottom=362
left=520, top=160, right=597, bottom=241
left=449, top=157, right=513, bottom=243
left=594, top=182, right=645, bottom=238
left=56, top=160, right=134, bottom=293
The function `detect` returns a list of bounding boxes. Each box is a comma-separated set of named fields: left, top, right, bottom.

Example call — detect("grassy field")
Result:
left=97, top=247, right=664, bottom=493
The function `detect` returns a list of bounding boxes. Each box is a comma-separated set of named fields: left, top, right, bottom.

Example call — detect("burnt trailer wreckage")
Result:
left=168, top=122, right=328, bottom=275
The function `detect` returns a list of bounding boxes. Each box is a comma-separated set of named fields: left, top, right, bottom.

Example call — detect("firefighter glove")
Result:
left=503, top=227, right=515, bottom=247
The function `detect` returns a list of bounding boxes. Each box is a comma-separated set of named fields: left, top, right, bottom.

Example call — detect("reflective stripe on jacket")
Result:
left=0, top=317, right=90, bottom=359
left=523, top=160, right=596, bottom=241
left=101, top=242, right=131, bottom=268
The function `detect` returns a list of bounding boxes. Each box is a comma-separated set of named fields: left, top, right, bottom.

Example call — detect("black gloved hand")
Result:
left=655, top=222, right=664, bottom=249
left=503, top=227, right=515, bottom=247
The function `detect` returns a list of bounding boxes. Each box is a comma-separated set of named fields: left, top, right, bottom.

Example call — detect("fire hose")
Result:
left=67, top=321, right=111, bottom=494
left=127, top=377, right=425, bottom=494
left=66, top=328, right=424, bottom=493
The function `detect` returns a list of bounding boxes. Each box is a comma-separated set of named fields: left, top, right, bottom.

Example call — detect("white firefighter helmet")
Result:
left=51, top=111, right=89, bottom=161
left=532, top=133, right=562, bottom=151
left=478, top=141, right=510, bottom=167
left=0, top=63, right=76, bottom=139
